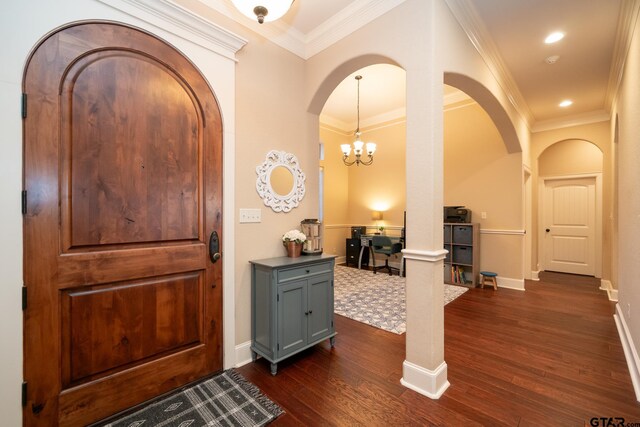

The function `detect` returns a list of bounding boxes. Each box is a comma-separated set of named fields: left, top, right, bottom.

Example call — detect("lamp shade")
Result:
left=232, top=0, right=294, bottom=23
left=371, top=211, right=383, bottom=221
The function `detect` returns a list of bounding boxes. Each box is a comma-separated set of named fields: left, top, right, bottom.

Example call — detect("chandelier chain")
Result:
left=355, top=75, right=362, bottom=135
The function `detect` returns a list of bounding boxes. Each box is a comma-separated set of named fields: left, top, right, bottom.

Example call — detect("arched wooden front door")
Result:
left=22, top=21, right=223, bottom=426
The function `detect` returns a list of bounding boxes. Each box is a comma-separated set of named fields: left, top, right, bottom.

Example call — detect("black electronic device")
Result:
left=351, top=226, right=367, bottom=238
left=444, top=206, right=471, bottom=223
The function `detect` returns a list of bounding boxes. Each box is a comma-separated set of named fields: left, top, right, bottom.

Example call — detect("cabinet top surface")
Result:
left=249, top=254, right=336, bottom=268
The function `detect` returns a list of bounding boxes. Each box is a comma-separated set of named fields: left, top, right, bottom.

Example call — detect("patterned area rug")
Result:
left=99, top=370, right=283, bottom=427
left=334, top=265, right=468, bottom=334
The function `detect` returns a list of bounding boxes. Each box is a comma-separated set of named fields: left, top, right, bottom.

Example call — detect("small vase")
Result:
left=286, top=241, right=302, bottom=258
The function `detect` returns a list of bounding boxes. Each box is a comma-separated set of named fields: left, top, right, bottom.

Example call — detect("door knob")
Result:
left=209, top=230, right=221, bottom=263
left=545, top=228, right=550, bottom=232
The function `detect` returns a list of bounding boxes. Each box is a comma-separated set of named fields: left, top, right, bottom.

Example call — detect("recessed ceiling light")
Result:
left=559, top=100, right=573, bottom=107
left=545, top=55, right=560, bottom=64
left=545, top=32, right=565, bottom=44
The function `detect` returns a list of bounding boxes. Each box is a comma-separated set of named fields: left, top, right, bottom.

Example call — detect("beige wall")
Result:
left=539, top=139, right=603, bottom=176
left=319, top=125, right=351, bottom=256
left=233, top=31, right=318, bottom=348
left=444, top=101, right=522, bottom=229
left=612, top=8, right=640, bottom=384
left=530, top=122, right=612, bottom=279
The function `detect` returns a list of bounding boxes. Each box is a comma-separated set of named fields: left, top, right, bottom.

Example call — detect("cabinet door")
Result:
left=277, top=280, right=308, bottom=357
left=307, top=274, right=333, bottom=342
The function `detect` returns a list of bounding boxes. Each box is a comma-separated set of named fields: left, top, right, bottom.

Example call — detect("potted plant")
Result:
left=282, top=229, right=307, bottom=257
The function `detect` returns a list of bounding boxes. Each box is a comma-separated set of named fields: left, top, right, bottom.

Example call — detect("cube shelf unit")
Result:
left=444, top=223, right=480, bottom=287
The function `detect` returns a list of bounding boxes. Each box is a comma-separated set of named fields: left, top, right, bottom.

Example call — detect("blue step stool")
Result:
left=480, top=271, right=498, bottom=290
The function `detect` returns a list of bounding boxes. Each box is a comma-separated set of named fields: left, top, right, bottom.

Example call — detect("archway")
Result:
left=536, top=139, right=604, bottom=278
left=444, top=72, right=521, bottom=154
left=443, top=74, right=525, bottom=291
left=319, top=63, right=406, bottom=263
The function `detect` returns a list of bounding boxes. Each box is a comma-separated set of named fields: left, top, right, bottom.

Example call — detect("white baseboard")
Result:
left=235, top=340, right=253, bottom=368
left=600, top=279, right=619, bottom=302
left=400, top=360, right=450, bottom=399
left=614, top=304, right=640, bottom=402
left=531, top=270, right=540, bottom=281
left=497, top=276, right=525, bottom=291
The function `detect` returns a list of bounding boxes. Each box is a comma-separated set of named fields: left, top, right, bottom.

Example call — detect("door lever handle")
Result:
left=209, top=230, right=221, bottom=263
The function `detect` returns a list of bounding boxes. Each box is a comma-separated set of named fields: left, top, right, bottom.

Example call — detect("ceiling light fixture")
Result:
left=545, top=31, right=565, bottom=44
left=232, top=0, right=294, bottom=24
left=340, top=75, right=376, bottom=167
left=545, top=55, right=560, bottom=64
left=559, top=100, right=573, bottom=107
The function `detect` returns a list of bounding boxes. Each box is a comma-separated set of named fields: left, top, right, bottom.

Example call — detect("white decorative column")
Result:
left=400, top=0, right=448, bottom=398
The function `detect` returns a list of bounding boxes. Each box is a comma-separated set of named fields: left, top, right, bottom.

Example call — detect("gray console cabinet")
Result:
left=250, top=254, right=337, bottom=375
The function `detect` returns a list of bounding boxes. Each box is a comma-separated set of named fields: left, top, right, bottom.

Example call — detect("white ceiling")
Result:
left=200, top=0, right=628, bottom=132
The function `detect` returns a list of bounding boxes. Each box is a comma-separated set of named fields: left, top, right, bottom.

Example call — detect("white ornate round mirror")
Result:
left=256, top=150, right=306, bottom=212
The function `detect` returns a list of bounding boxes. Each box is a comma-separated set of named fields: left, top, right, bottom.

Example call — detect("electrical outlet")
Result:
left=481, top=212, right=487, bottom=219
left=239, top=208, right=261, bottom=223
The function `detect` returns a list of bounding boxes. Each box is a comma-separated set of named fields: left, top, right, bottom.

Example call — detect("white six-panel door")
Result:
left=541, top=177, right=598, bottom=276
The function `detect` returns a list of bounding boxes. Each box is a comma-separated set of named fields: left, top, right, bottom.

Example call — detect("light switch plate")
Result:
left=239, top=208, right=261, bottom=223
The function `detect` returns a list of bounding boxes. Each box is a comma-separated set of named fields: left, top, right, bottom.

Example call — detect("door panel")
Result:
left=62, top=51, right=200, bottom=247
left=62, top=272, right=202, bottom=386
left=23, top=22, right=223, bottom=426
left=307, top=275, right=332, bottom=341
left=542, top=178, right=595, bottom=275
left=278, top=281, right=307, bottom=357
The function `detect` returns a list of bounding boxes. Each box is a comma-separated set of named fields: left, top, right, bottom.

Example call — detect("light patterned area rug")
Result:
left=334, top=265, right=468, bottom=334
left=98, top=370, right=283, bottom=427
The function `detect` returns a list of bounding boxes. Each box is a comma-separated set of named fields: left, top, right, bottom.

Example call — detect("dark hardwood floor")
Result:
left=238, top=270, right=640, bottom=426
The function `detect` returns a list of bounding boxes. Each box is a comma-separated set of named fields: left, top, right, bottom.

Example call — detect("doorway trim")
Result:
left=524, top=166, right=533, bottom=280
left=538, top=173, right=603, bottom=278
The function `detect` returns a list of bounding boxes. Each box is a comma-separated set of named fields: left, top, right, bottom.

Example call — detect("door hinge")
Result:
left=21, top=93, right=27, bottom=119
left=277, top=343, right=279, bottom=351
left=21, top=382, right=27, bottom=407
left=277, top=294, right=279, bottom=302
left=21, top=190, right=27, bottom=215
left=22, top=287, right=27, bottom=310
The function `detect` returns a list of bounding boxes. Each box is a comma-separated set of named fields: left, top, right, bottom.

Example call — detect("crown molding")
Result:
left=605, top=0, right=640, bottom=110
left=323, top=91, right=471, bottom=133
left=319, top=115, right=352, bottom=133
left=99, top=0, right=247, bottom=60
left=200, top=0, right=407, bottom=59
left=321, top=107, right=406, bottom=133
left=304, top=0, right=408, bottom=58
left=531, top=109, right=610, bottom=133
left=444, top=90, right=470, bottom=105
left=444, top=0, right=534, bottom=129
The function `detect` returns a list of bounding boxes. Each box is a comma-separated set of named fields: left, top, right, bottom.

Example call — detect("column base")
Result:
left=400, top=360, right=450, bottom=399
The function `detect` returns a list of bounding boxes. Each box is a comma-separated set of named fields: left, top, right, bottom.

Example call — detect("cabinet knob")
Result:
left=304, top=311, right=309, bottom=315
left=306, top=269, right=310, bottom=273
